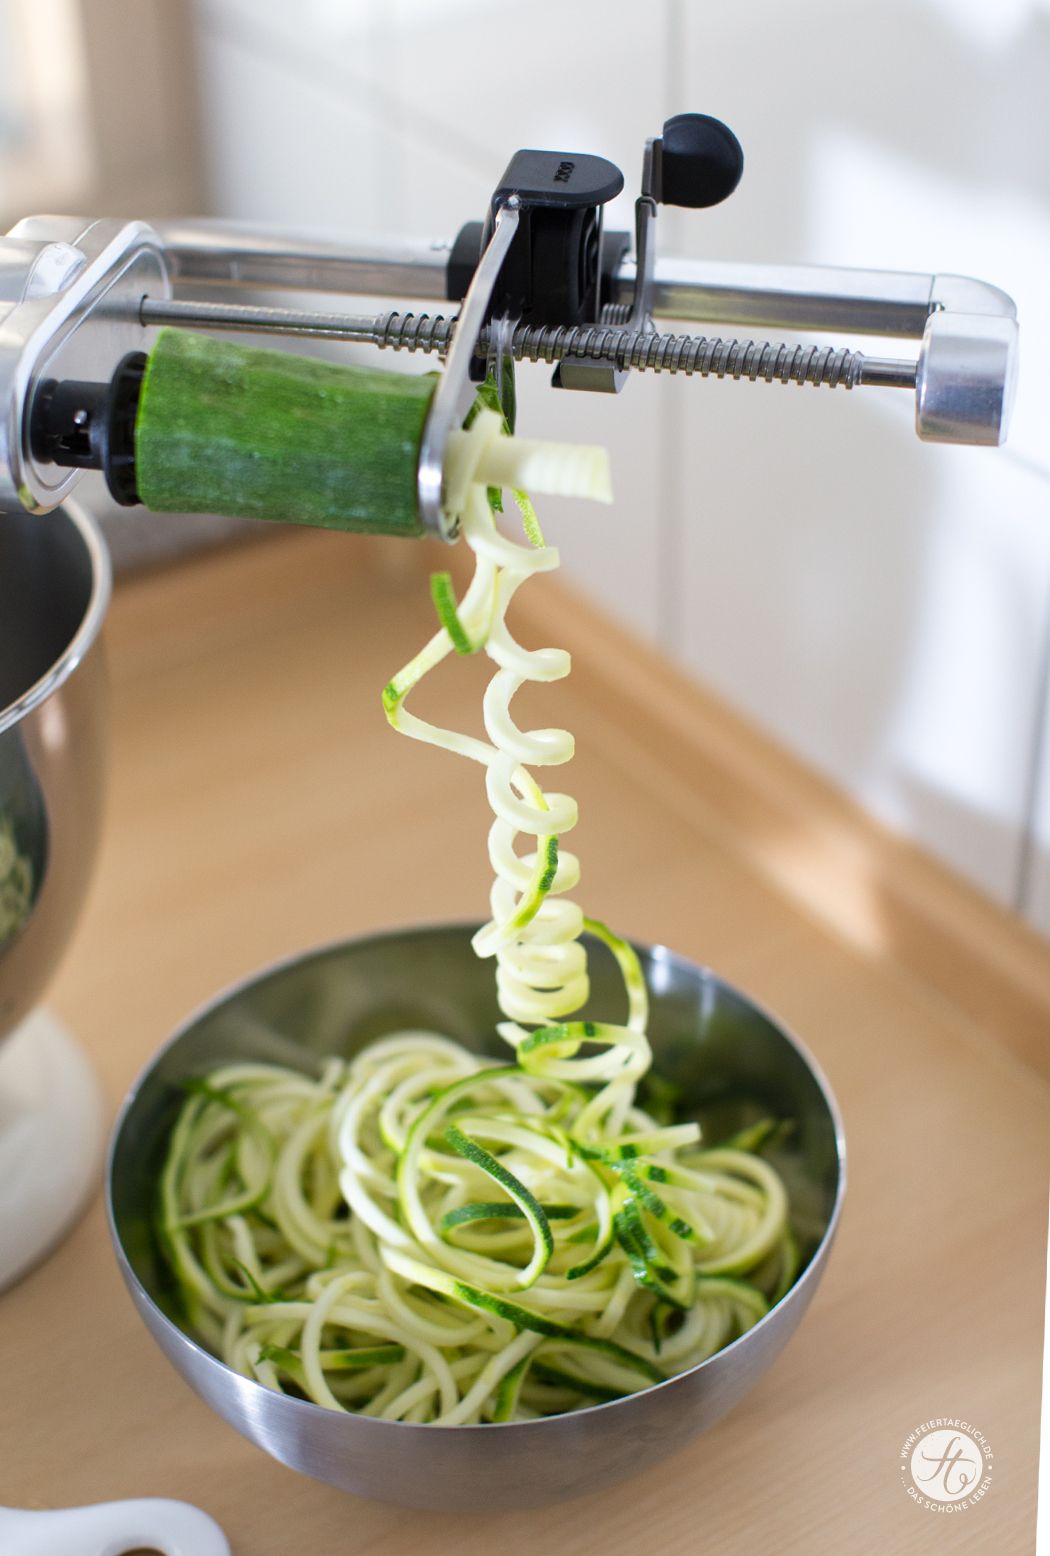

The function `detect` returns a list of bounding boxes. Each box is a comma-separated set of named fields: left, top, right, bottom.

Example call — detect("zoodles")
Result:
left=161, top=1024, right=795, bottom=1423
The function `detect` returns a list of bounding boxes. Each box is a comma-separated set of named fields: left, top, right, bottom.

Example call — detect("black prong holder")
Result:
left=30, top=351, right=147, bottom=506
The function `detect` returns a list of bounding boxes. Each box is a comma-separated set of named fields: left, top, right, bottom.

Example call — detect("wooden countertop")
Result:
left=2, top=528, right=1048, bottom=1554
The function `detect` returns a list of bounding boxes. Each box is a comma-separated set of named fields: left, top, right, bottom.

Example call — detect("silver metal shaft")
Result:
left=150, top=220, right=1015, bottom=338
left=138, top=297, right=917, bottom=391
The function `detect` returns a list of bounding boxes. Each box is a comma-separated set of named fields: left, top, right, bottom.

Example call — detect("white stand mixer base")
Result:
left=0, top=1009, right=106, bottom=1292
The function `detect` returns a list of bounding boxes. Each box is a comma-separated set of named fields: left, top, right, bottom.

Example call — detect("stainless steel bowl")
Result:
left=108, top=925, right=845, bottom=1511
left=0, top=498, right=110, bottom=1043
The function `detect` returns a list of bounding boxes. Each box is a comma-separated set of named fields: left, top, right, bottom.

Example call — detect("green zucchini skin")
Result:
left=135, top=329, right=436, bottom=537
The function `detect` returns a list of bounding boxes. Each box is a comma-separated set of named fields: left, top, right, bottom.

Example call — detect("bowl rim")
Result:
left=0, top=493, right=112, bottom=735
left=106, top=920, right=847, bottom=1431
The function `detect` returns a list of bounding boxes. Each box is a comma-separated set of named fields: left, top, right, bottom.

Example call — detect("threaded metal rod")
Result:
left=139, top=297, right=917, bottom=391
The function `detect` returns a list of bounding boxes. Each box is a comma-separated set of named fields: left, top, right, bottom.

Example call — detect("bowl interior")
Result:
left=111, top=924, right=841, bottom=1326
left=0, top=509, right=94, bottom=717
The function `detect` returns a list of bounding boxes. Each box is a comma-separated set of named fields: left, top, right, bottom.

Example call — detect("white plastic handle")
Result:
left=0, top=1498, right=230, bottom=1556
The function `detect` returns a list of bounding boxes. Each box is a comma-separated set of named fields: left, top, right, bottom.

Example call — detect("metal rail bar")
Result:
left=152, top=219, right=451, bottom=300
left=151, top=219, right=1015, bottom=340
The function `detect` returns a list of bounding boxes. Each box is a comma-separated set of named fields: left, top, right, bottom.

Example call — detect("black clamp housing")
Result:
left=482, top=149, right=624, bottom=328
left=449, top=150, right=627, bottom=382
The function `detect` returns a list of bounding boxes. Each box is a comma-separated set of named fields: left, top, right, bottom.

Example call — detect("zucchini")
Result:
left=136, top=329, right=435, bottom=536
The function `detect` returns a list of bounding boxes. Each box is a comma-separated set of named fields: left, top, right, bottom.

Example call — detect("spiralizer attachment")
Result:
left=0, top=114, right=1019, bottom=542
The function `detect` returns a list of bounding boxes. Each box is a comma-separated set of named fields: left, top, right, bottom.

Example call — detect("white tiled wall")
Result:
left=189, top=0, right=1050, bottom=932
left=0, top=0, right=95, bottom=223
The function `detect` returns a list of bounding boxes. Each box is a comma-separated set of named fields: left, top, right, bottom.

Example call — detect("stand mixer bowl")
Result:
left=0, top=497, right=110, bottom=1288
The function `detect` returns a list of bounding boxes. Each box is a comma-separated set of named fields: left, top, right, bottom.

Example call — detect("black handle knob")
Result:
left=658, top=114, right=744, bottom=209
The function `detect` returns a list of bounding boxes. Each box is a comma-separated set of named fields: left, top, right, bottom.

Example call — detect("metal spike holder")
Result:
left=0, top=114, right=1020, bottom=543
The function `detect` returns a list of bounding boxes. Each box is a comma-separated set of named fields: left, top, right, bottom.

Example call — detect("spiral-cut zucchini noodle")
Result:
left=158, top=400, right=798, bottom=1421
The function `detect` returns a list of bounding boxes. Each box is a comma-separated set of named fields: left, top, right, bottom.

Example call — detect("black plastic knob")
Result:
left=658, top=114, right=744, bottom=209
